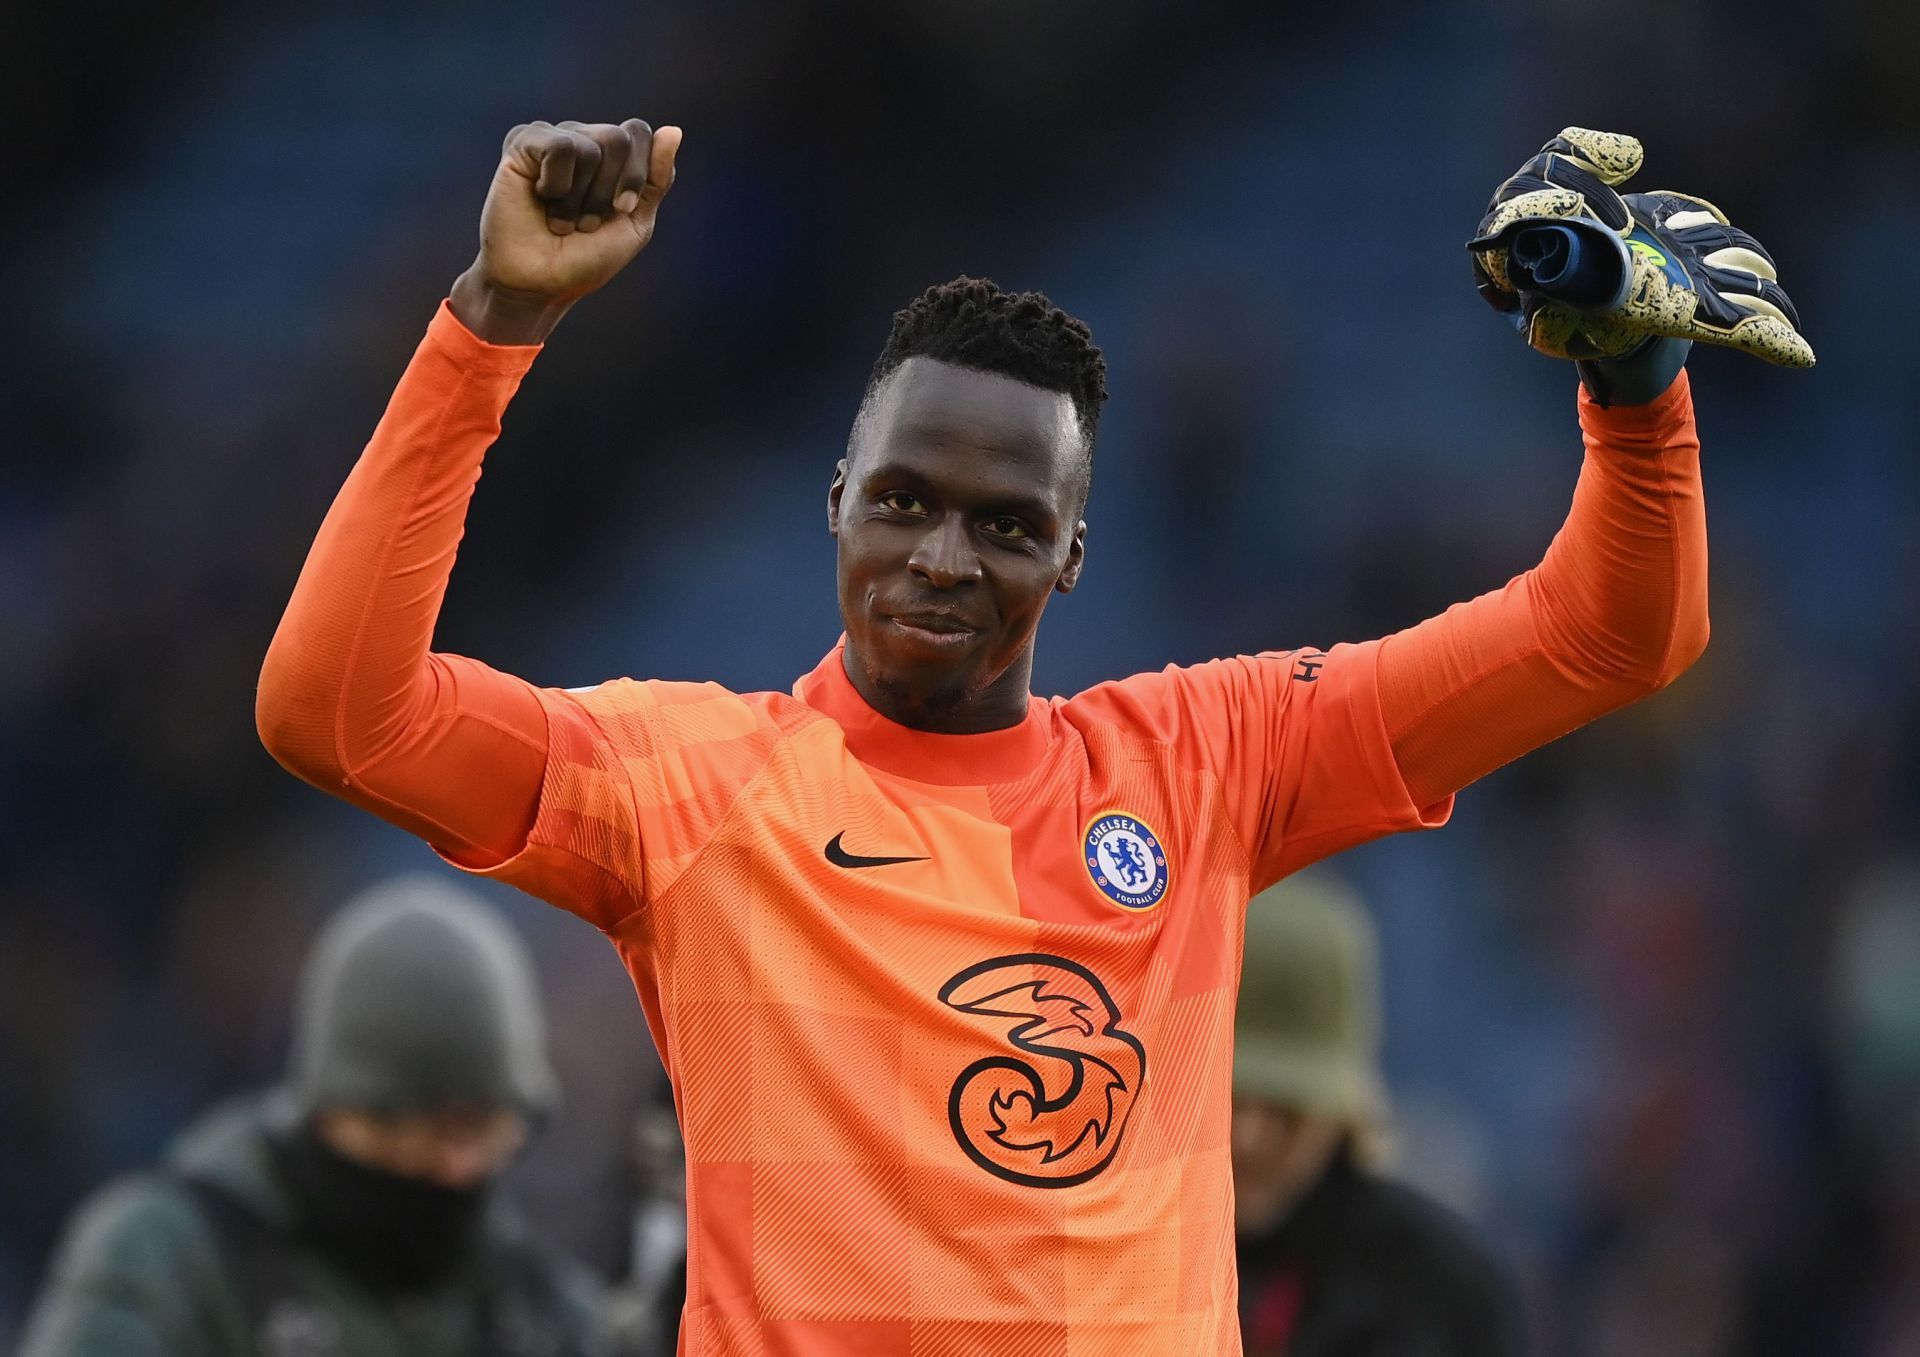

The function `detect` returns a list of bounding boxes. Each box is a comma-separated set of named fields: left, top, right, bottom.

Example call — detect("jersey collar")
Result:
left=793, top=641, right=1052, bottom=785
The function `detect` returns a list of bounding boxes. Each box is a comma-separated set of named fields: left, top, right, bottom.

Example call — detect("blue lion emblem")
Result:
left=1102, top=838, right=1150, bottom=888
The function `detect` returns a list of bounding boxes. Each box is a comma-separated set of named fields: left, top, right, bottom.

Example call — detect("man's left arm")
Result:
left=1377, top=365, right=1707, bottom=809
left=1380, top=125, right=1816, bottom=810
left=1077, top=128, right=1798, bottom=885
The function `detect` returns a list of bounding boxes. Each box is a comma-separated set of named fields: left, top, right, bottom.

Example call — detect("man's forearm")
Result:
left=256, top=303, right=550, bottom=862
left=257, top=116, right=680, bottom=861
left=1377, top=372, right=1708, bottom=807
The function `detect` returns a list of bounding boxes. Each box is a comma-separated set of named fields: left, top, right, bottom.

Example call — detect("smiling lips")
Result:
left=885, top=612, right=980, bottom=644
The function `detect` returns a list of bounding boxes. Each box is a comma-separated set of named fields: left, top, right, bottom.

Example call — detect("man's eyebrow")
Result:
left=856, top=458, right=931, bottom=487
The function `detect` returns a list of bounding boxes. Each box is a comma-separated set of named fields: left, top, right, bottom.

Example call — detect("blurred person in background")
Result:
left=1235, top=871, right=1521, bottom=1356
left=18, top=875, right=611, bottom=1357
left=604, top=1103, right=688, bottom=1357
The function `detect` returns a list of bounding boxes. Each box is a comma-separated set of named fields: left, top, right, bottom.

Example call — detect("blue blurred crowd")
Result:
left=2, top=1, right=1916, bottom=1353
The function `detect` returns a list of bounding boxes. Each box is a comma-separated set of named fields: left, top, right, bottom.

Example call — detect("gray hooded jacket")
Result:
left=18, top=1091, right=609, bottom=1357
left=19, top=876, right=609, bottom=1357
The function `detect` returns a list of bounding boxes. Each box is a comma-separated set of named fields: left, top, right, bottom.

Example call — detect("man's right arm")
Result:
left=255, top=119, right=680, bottom=866
left=254, top=302, right=551, bottom=863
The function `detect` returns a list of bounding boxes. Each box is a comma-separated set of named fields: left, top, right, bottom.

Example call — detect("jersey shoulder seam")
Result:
left=1063, top=702, right=1255, bottom=878
left=601, top=691, right=828, bottom=933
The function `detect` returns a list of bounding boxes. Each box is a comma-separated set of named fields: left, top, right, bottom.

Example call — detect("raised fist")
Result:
left=453, top=118, right=681, bottom=342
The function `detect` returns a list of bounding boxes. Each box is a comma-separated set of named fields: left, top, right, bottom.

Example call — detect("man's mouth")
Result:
left=884, top=612, right=980, bottom=645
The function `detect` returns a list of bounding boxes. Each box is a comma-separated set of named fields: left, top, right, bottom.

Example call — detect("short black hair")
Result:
left=864, top=276, right=1109, bottom=448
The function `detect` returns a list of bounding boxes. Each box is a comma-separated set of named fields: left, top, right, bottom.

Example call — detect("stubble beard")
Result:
left=864, top=651, right=980, bottom=725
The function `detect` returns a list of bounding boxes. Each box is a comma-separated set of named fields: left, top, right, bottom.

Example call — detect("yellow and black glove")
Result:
left=1468, top=128, right=1814, bottom=373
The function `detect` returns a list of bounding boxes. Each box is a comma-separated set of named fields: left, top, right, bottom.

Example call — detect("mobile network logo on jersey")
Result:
left=939, top=954, right=1147, bottom=1188
left=1082, top=812, right=1170, bottom=910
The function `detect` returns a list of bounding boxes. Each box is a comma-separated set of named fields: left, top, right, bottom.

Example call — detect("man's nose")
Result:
left=908, top=516, right=982, bottom=589
left=425, top=1139, right=500, bottom=1190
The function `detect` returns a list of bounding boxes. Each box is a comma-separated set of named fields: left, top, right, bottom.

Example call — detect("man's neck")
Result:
left=839, top=644, right=1034, bottom=734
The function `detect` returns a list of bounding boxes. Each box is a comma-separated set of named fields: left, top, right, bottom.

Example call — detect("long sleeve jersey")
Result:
left=256, top=303, right=1706, bottom=1356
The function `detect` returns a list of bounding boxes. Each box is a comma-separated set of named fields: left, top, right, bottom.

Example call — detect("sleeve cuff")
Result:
left=1576, top=335, right=1691, bottom=410
left=425, top=299, right=544, bottom=377
left=1577, top=365, right=1694, bottom=440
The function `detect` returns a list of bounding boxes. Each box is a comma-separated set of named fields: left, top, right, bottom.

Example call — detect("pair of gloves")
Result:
left=1468, top=127, right=1814, bottom=404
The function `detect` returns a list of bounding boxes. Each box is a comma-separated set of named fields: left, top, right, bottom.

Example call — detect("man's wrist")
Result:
left=1576, top=336, right=1691, bottom=408
left=448, top=268, right=573, bottom=347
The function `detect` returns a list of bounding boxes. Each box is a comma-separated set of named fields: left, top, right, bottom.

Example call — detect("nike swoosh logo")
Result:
left=824, top=832, right=929, bottom=870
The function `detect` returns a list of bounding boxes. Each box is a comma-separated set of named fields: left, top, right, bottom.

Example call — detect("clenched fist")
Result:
left=451, top=118, right=682, bottom=344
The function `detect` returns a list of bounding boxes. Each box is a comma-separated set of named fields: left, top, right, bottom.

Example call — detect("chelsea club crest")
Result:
left=1083, top=812, right=1170, bottom=910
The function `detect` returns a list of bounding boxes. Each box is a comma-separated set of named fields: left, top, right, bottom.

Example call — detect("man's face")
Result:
left=829, top=357, right=1088, bottom=730
left=1231, top=1095, right=1346, bottom=1236
left=316, top=1105, right=527, bottom=1190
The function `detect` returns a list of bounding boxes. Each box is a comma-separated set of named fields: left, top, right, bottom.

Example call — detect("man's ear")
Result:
left=827, top=459, right=849, bottom=537
left=1056, top=520, right=1088, bottom=594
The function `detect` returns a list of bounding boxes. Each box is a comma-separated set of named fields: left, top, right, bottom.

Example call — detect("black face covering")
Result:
left=272, top=1123, right=492, bottom=1293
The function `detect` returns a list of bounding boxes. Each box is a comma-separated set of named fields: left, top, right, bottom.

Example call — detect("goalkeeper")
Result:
left=255, top=123, right=1808, bottom=1352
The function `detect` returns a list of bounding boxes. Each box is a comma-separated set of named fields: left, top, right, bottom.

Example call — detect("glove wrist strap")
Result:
left=1577, top=336, right=1691, bottom=408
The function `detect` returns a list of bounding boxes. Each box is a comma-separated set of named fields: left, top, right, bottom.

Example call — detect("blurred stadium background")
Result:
left=3, top=1, right=1917, bottom=1352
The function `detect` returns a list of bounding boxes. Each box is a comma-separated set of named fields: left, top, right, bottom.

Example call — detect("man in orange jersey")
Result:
left=257, top=120, right=1808, bottom=1353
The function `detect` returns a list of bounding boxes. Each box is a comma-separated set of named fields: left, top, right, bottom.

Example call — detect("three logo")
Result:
left=939, top=954, right=1146, bottom=1188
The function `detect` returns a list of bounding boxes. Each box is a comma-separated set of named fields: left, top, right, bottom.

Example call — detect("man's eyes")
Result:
left=875, top=493, right=1032, bottom=540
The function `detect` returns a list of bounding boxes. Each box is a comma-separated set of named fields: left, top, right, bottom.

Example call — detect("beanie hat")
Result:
left=1234, top=869, right=1386, bottom=1127
left=290, top=874, right=558, bottom=1116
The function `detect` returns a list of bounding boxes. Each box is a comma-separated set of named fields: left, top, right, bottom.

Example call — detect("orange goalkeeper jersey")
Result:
left=472, top=637, right=1444, bottom=1353
left=260, top=302, right=1707, bottom=1355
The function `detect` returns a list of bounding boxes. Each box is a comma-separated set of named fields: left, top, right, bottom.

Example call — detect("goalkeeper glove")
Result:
left=1467, top=127, right=1814, bottom=374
